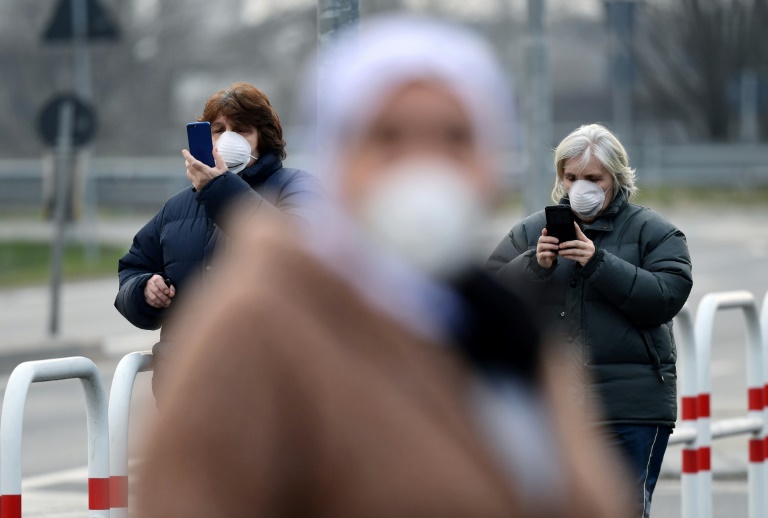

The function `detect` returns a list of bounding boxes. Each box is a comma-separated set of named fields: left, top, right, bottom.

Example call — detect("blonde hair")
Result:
left=551, top=124, right=637, bottom=203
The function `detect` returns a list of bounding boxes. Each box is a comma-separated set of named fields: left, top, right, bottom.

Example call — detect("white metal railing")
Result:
left=108, top=351, right=154, bottom=518
left=0, top=357, right=110, bottom=518
left=668, top=291, right=767, bottom=518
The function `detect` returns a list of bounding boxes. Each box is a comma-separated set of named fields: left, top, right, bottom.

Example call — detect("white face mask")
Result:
left=568, top=179, right=610, bottom=219
left=216, top=131, right=257, bottom=174
left=359, top=160, right=486, bottom=279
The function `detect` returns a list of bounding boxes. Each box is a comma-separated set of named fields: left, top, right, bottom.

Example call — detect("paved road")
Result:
left=1, top=205, right=767, bottom=515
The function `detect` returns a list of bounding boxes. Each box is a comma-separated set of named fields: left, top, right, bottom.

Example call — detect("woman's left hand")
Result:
left=558, top=222, right=595, bottom=266
left=182, top=147, right=228, bottom=191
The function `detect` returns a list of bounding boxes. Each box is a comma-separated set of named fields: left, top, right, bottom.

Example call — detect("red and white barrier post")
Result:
left=0, top=357, right=110, bottom=518
left=694, top=291, right=764, bottom=518
left=761, top=291, right=768, bottom=506
left=108, top=351, right=153, bottom=518
left=673, top=305, right=699, bottom=518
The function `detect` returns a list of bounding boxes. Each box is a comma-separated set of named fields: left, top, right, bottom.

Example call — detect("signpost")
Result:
left=523, top=0, right=553, bottom=215
left=604, top=0, right=637, bottom=144
left=40, top=0, right=118, bottom=336
left=317, top=0, right=359, bottom=102
left=48, top=102, right=75, bottom=337
left=38, top=94, right=97, bottom=149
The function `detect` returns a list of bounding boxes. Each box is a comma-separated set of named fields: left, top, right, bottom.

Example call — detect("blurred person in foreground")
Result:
left=136, top=17, right=629, bottom=518
left=114, top=82, right=323, bottom=397
left=487, top=123, right=692, bottom=517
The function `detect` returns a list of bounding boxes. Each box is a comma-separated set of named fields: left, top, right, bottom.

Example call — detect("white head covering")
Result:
left=300, top=15, right=517, bottom=194
left=300, top=16, right=518, bottom=343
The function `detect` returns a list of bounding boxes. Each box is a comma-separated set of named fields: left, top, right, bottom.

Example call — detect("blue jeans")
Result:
left=607, top=424, right=671, bottom=518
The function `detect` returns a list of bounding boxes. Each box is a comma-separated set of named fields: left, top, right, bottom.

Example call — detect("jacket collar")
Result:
left=238, top=153, right=283, bottom=186
left=559, top=190, right=628, bottom=232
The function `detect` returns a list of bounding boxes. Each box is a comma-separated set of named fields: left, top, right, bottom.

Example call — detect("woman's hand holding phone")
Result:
left=182, top=147, right=228, bottom=191
left=536, top=228, right=560, bottom=269
left=557, top=222, right=595, bottom=266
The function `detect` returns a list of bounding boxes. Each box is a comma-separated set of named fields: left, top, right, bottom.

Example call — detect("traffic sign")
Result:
left=43, top=0, right=119, bottom=42
left=37, top=94, right=97, bottom=148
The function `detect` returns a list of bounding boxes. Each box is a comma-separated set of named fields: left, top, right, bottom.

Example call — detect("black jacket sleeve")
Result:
left=114, top=210, right=167, bottom=330
left=486, top=216, right=556, bottom=287
left=581, top=218, right=693, bottom=328
left=196, top=170, right=323, bottom=230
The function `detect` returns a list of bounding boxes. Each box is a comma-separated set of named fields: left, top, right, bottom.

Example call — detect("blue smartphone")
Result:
left=186, top=122, right=215, bottom=168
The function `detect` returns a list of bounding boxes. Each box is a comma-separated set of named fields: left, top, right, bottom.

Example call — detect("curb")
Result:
left=0, top=339, right=107, bottom=375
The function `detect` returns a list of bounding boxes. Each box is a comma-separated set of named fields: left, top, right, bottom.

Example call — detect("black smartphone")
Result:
left=186, top=122, right=215, bottom=168
left=545, top=205, right=577, bottom=244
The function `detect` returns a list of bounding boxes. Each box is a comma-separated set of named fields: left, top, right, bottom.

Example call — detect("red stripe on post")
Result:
left=748, top=387, right=764, bottom=411
left=698, top=446, right=712, bottom=471
left=110, top=475, right=129, bottom=508
left=749, top=439, right=764, bottom=463
left=697, top=394, right=711, bottom=418
left=682, top=396, right=698, bottom=421
left=89, top=478, right=110, bottom=510
left=1, top=494, right=22, bottom=518
left=682, top=449, right=698, bottom=473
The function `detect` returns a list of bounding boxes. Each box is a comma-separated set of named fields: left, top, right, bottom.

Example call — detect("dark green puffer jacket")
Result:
left=486, top=192, right=692, bottom=427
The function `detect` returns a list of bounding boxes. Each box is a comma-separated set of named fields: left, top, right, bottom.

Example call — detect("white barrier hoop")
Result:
left=0, top=357, right=110, bottom=518
left=108, top=351, right=153, bottom=517
left=693, top=291, right=764, bottom=518
left=762, top=291, right=768, bottom=516
left=670, top=304, right=699, bottom=518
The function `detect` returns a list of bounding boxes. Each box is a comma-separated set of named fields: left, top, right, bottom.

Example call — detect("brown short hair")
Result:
left=200, top=82, right=287, bottom=159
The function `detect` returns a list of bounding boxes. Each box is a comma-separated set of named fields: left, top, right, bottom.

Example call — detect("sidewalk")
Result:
left=0, top=278, right=159, bottom=364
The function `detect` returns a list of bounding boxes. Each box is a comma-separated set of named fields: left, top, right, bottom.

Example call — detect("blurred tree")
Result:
left=634, top=0, right=768, bottom=141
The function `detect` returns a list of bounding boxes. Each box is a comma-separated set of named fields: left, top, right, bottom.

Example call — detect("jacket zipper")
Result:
left=640, top=329, right=665, bottom=382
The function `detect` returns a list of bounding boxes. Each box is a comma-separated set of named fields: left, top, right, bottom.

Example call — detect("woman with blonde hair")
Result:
left=487, top=123, right=692, bottom=517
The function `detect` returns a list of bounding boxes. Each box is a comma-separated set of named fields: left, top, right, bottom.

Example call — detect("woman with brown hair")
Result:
left=115, top=82, right=323, bottom=397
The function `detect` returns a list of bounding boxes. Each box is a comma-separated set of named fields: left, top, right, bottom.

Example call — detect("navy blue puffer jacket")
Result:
left=115, top=153, right=323, bottom=334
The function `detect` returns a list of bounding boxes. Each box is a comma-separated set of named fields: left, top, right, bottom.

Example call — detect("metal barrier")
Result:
left=670, top=305, right=698, bottom=517
left=0, top=357, right=110, bottom=518
left=669, top=291, right=765, bottom=518
left=108, top=351, right=153, bottom=518
left=762, top=291, right=768, bottom=468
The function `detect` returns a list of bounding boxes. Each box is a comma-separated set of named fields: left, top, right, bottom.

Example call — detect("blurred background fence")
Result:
left=2, top=143, right=768, bottom=212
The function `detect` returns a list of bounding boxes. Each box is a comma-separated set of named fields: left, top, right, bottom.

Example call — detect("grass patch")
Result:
left=0, top=241, right=124, bottom=289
